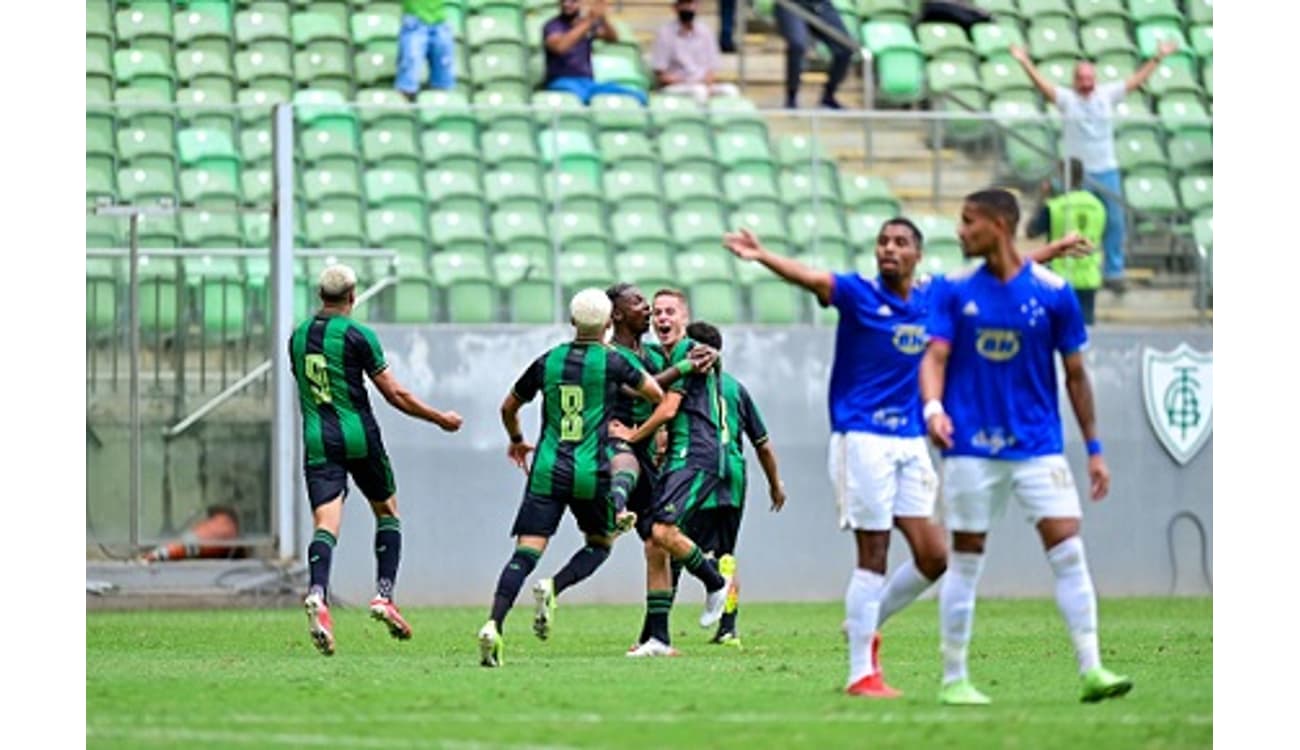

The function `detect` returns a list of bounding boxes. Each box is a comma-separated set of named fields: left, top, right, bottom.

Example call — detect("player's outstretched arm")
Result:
left=1029, top=232, right=1094, bottom=263
left=371, top=369, right=463, bottom=432
left=610, top=391, right=682, bottom=445
left=1126, top=40, right=1178, bottom=93
left=722, top=227, right=834, bottom=306
left=755, top=441, right=787, bottom=511
left=1063, top=352, right=1111, bottom=501
left=1009, top=45, right=1057, bottom=104
left=920, top=340, right=954, bottom=450
left=500, top=392, right=533, bottom=473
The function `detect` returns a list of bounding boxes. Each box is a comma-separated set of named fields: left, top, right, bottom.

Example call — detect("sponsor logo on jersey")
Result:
left=975, top=328, right=1020, bottom=361
left=891, top=324, right=927, bottom=355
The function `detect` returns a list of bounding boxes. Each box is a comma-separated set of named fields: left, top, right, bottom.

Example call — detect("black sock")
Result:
left=374, top=516, right=401, bottom=600
left=676, top=544, right=725, bottom=592
left=719, top=609, right=738, bottom=635
left=609, top=469, right=638, bottom=513
left=669, top=561, right=683, bottom=604
left=490, top=546, right=540, bottom=632
left=307, top=528, right=336, bottom=602
left=552, top=543, right=611, bottom=595
left=647, top=589, right=674, bottom=644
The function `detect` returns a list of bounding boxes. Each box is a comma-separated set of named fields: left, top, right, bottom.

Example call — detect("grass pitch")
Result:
left=87, top=597, right=1210, bottom=749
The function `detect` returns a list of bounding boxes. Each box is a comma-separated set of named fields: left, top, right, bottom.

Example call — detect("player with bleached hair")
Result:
left=921, top=189, right=1131, bottom=705
left=477, top=288, right=671, bottom=667
left=292, top=264, right=464, bottom=657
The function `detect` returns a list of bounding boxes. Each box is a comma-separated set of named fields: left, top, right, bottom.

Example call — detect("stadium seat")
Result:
left=531, top=90, right=589, bottom=131
left=914, top=215, right=961, bottom=257
left=592, top=44, right=649, bottom=90
left=117, top=165, right=178, bottom=205
left=1134, top=24, right=1192, bottom=68
left=538, top=127, right=602, bottom=184
left=292, top=10, right=350, bottom=55
left=306, top=206, right=367, bottom=248
left=557, top=248, right=615, bottom=294
left=1143, top=62, right=1203, bottom=99
left=114, top=49, right=176, bottom=98
left=432, top=251, right=497, bottom=323
left=481, top=128, right=541, bottom=171
left=236, top=3, right=292, bottom=50
left=362, top=124, right=422, bottom=172
left=550, top=207, right=610, bottom=259
left=1081, top=18, right=1136, bottom=58
left=650, top=92, right=706, bottom=130
left=1178, top=175, right=1212, bottom=216
left=177, top=129, right=241, bottom=177
left=970, top=0, right=1022, bottom=20
left=656, top=129, right=717, bottom=171
left=240, top=126, right=274, bottom=166
left=1073, top=0, right=1128, bottom=24
left=365, top=164, right=426, bottom=210
left=181, top=167, right=242, bottom=206
left=353, top=49, right=397, bottom=89
left=174, top=47, right=235, bottom=97
left=367, top=204, right=430, bottom=269
left=1026, top=18, right=1081, bottom=61
left=839, top=173, right=900, bottom=215
left=235, top=47, right=294, bottom=91
left=749, top=278, right=804, bottom=324
left=789, top=205, right=851, bottom=261
left=670, top=207, right=728, bottom=252
left=495, top=253, right=558, bottom=323
left=1189, top=25, right=1211, bottom=59
left=430, top=207, right=489, bottom=255
left=722, top=171, right=780, bottom=210
left=116, top=4, right=174, bottom=59
left=860, top=21, right=926, bottom=104
left=350, top=6, right=400, bottom=49
left=1168, top=131, right=1212, bottom=177
left=117, top=123, right=176, bottom=172
left=293, top=47, right=353, bottom=96
left=715, top=131, right=775, bottom=180
left=980, top=58, right=1034, bottom=97
left=303, top=165, right=363, bottom=210
left=846, top=210, right=890, bottom=246
left=420, top=129, right=481, bottom=172
left=918, top=22, right=978, bottom=66
left=663, top=168, right=720, bottom=208
left=415, top=89, right=476, bottom=137
left=389, top=275, right=438, bottom=323
left=356, top=88, right=414, bottom=132
left=598, top=131, right=658, bottom=172
left=181, top=210, right=243, bottom=249
left=175, top=3, right=234, bottom=57
left=240, top=168, right=273, bottom=207
left=1115, top=131, right=1169, bottom=179
left=492, top=207, right=552, bottom=262
left=687, top=280, right=742, bottom=324
left=780, top=171, right=841, bottom=211
left=613, top=248, right=675, bottom=290
left=1187, top=0, right=1212, bottom=25
left=971, top=22, right=1026, bottom=62
left=545, top=171, right=604, bottom=216
left=610, top=207, right=673, bottom=255
left=484, top=167, right=544, bottom=213
left=604, top=167, right=663, bottom=215
left=1127, top=0, right=1183, bottom=26
left=424, top=166, right=486, bottom=215
left=1156, top=95, right=1211, bottom=136
left=590, top=93, right=651, bottom=132
left=730, top=205, right=790, bottom=253
left=1018, top=0, right=1073, bottom=23
left=1123, top=174, right=1180, bottom=220
left=708, top=96, right=768, bottom=140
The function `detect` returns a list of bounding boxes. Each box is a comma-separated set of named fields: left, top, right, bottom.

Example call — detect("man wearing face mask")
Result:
left=543, top=0, right=648, bottom=105
left=650, top=0, right=740, bottom=105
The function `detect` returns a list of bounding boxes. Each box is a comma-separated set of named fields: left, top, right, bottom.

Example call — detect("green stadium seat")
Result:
left=971, top=0, right=1022, bottom=21
left=749, top=278, right=804, bottom=324
left=1115, top=130, right=1169, bottom=178
left=353, top=48, right=397, bottom=88
left=1112, top=91, right=1159, bottom=138
left=1127, top=0, right=1183, bottom=26
left=133, top=213, right=183, bottom=249
left=356, top=88, right=414, bottom=133
left=592, top=45, right=648, bottom=90
left=236, top=3, right=292, bottom=50
left=980, top=58, right=1034, bottom=96
left=676, top=250, right=733, bottom=285
left=613, top=248, right=675, bottom=290
left=971, top=21, right=1026, bottom=61
left=86, top=261, right=119, bottom=333
left=918, top=241, right=968, bottom=277
left=235, top=47, right=294, bottom=90
left=367, top=206, right=431, bottom=268
left=1189, top=25, right=1212, bottom=59
left=856, top=0, right=912, bottom=22
left=1135, top=23, right=1192, bottom=68
left=656, top=129, right=716, bottom=171
left=87, top=46, right=115, bottom=103
left=1178, top=175, right=1212, bottom=216
left=1144, top=62, right=1203, bottom=99
left=860, top=21, right=926, bottom=104
left=87, top=158, right=117, bottom=206
left=350, top=6, right=400, bottom=48
left=1081, top=18, right=1135, bottom=58
left=598, top=131, right=658, bottom=170
left=117, top=165, right=178, bottom=205
left=506, top=276, right=560, bottom=323
left=1156, top=94, right=1211, bottom=136
left=117, top=123, right=176, bottom=170
left=663, top=168, right=720, bottom=208
left=780, top=170, right=841, bottom=212
left=484, top=167, right=544, bottom=213
left=671, top=207, right=728, bottom=252
left=492, top=207, right=552, bottom=262
left=557, top=248, right=614, bottom=294
left=1123, top=174, right=1180, bottom=219
left=181, top=168, right=242, bottom=206
left=241, top=168, right=273, bottom=206
left=136, top=260, right=182, bottom=332
left=846, top=210, right=890, bottom=246
left=241, top=210, right=273, bottom=247
left=716, top=132, right=775, bottom=180
left=550, top=207, right=610, bottom=258
left=114, top=49, right=176, bottom=98
left=914, top=215, right=961, bottom=257
left=531, top=90, right=589, bottom=131
left=116, top=5, right=174, bottom=59
left=706, top=96, right=767, bottom=140
left=603, top=167, right=662, bottom=215
left=181, top=209, right=243, bottom=248
left=300, top=122, right=361, bottom=170
left=381, top=275, right=435, bottom=323
left=918, top=23, right=978, bottom=66
left=177, top=129, right=241, bottom=175
left=546, top=170, right=604, bottom=215
left=294, top=47, right=353, bottom=95
left=538, top=127, right=602, bottom=184
left=177, top=83, right=238, bottom=136
left=1026, top=18, right=1081, bottom=61
left=466, top=12, right=525, bottom=51
left=650, top=93, right=706, bottom=129
left=687, top=280, right=741, bottom=325
left=789, top=205, right=850, bottom=255
left=472, top=89, right=533, bottom=134
left=239, top=126, right=274, bottom=166
left=362, top=124, right=422, bottom=172
left=306, top=206, right=366, bottom=247
left=175, top=4, right=234, bottom=58
left=303, top=165, right=363, bottom=209
left=430, top=207, right=489, bottom=255
left=1187, top=0, right=1212, bottom=25
left=425, top=166, right=486, bottom=214
left=729, top=206, right=789, bottom=253
left=87, top=0, right=115, bottom=41
left=1073, top=0, right=1128, bottom=23
left=481, top=127, right=541, bottom=171
left=421, top=129, right=481, bottom=171
left=416, top=89, right=477, bottom=137
left=1168, top=131, right=1212, bottom=177
left=611, top=207, right=672, bottom=255
left=775, top=134, right=834, bottom=172
left=590, top=93, right=650, bottom=132
left=722, top=171, right=780, bottom=209
left=839, top=173, right=900, bottom=214
left=1018, top=0, right=1073, bottom=23
left=471, top=49, right=531, bottom=90
left=365, top=167, right=427, bottom=209
left=292, top=10, right=350, bottom=54
left=927, top=59, right=981, bottom=95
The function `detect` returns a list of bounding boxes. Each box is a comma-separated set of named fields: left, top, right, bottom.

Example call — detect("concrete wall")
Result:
left=304, top=325, right=1212, bottom=606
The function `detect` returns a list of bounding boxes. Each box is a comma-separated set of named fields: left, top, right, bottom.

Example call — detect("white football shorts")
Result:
left=941, top=455, right=1082, bottom=532
left=828, top=432, right=938, bottom=531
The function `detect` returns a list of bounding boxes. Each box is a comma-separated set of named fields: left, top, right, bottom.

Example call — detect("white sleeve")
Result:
left=1102, top=81, right=1126, bottom=104
left=1053, top=86, right=1074, bottom=110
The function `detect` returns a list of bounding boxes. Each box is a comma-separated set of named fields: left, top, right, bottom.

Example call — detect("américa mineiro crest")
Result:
left=1141, top=343, right=1213, bottom=466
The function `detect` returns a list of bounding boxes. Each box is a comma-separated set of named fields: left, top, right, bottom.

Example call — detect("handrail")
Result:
left=161, top=268, right=398, bottom=441
left=740, top=0, right=874, bottom=108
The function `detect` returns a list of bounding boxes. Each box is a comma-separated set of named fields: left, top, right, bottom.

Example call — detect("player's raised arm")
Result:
left=1063, top=352, right=1110, bottom=501
left=371, top=369, right=463, bottom=432
left=920, top=340, right=953, bottom=450
left=723, top=227, right=834, bottom=306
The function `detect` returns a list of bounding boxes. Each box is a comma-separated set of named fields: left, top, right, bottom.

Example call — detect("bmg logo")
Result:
left=975, top=329, right=1020, bottom=361
left=892, top=324, right=927, bottom=355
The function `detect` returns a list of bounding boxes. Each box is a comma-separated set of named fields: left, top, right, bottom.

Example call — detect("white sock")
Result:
left=845, top=567, right=885, bottom=684
left=940, top=552, right=985, bottom=685
left=1046, top=536, right=1101, bottom=674
left=878, top=559, right=937, bottom=629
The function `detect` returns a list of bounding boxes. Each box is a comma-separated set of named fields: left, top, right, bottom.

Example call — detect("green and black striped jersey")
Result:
left=512, top=341, right=648, bottom=500
left=609, top=340, right=669, bottom=462
left=713, top=372, right=770, bottom=511
left=288, top=313, right=390, bottom=466
left=661, top=339, right=730, bottom=477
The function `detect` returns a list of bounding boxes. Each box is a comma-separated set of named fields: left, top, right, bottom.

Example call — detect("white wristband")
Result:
left=923, top=400, right=946, bottom=421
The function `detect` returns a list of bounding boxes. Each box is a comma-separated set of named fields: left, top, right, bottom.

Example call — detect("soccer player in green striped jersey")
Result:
left=680, top=321, right=787, bottom=648
left=477, top=289, right=675, bottom=668
left=290, top=264, right=464, bottom=657
left=529, top=283, right=714, bottom=643
left=611, top=289, right=735, bottom=656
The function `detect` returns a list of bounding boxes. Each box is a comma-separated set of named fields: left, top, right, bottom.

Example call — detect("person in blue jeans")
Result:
left=396, top=0, right=456, bottom=102
left=775, top=0, right=854, bottom=109
left=543, top=0, right=647, bottom=105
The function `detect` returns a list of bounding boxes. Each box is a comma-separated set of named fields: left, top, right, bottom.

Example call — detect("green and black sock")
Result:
left=307, top=528, right=336, bottom=602
left=609, top=469, right=638, bottom=513
left=646, top=589, right=674, bottom=644
left=676, top=543, right=725, bottom=592
left=490, top=546, right=541, bottom=632
left=374, top=516, right=401, bottom=601
left=553, top=543, right=611, bottom=595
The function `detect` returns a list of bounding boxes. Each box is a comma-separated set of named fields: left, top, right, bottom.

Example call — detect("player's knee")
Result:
left=583, top=534, right=612, bottom=552
left=917, top=549, right=947, bottom=579
left=952, top=532, right=986, bottom=555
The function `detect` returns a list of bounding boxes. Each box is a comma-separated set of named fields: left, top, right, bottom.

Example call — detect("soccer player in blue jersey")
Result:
left=724, top=220, right=1086, bottom=697
left=920, top=188, right=1132, bottom=705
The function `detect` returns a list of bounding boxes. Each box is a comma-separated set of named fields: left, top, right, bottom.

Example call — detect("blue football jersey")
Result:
left=927, top=261, right=1088, bottom=459
left=827, top=272, right=936, bottom=437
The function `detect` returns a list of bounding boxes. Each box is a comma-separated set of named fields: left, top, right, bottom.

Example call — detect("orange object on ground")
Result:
left=142, top=506, right=242, bottom=562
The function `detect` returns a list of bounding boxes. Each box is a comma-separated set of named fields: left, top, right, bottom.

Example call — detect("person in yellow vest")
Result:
left=1027, top=159, right=1106, bottom=325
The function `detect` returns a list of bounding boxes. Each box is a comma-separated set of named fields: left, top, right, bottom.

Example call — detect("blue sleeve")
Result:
left=1053, top=286, right=1089, bottom=355
left=829, top=272, right=860, bottom=311
left=926, top=276, right=956, bottom=343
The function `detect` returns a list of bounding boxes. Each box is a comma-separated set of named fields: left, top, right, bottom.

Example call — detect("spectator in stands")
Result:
left=1028, top=158, right=1106, bottom=325
left=395, top=0, right=456, bottom=102
left=918, top=1, right=992, bottom=34
left=719, top=0, right=738, bottom=53
left=1010, top=41, right=1178, bottom=294
left=776, top=0, right=854, bottom=110
left=651, top=0, right=740, bottom=104
left=543, top=0, right=648, bottom=105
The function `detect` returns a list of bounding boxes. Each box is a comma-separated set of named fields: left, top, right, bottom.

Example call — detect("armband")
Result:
left=922, top=400, right=945, bottom=421
left=1086, top=439, right=1103, bottom=457
left=510, top=433, right=524, bottom=445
